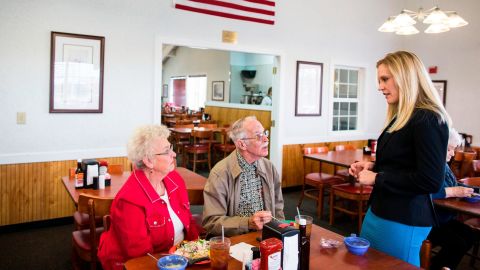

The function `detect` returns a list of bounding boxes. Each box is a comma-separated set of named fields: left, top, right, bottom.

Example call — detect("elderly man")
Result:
left=202, top=116, right=285, bottom=237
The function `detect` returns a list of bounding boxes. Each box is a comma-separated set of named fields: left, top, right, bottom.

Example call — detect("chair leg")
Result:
left=297, top=183, right=306, bottom=207
left=317, top=186, right=325, bottom=219
left=471, top=240, right=479, bottom=267
left=329, top=190, right=335, bottom=226
left=358, top=199, right=363, bottom=234
left=208, top=151, right=211, bottom=170
left=193, top=153, right=197, bottom=172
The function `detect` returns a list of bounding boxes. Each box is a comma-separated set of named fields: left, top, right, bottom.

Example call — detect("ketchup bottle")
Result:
left=260, top=238, right=283, bottom=270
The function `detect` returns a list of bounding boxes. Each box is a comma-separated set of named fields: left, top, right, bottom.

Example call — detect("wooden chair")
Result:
left=329, top=180, right=373, bottom=234
left=334, top=144, right=356, bottom=179
left=460, top=152, right=477, bottom=178
left=72, top=194, right=113, bottom=270
left=183, top=129, right=213, bottom=172
left=473, top=160, right=480, bottom=177
left=198, top=123, right=218, bottom=129
left=420, top=239, right=432, bottom=270
left=107, top=164, right=124, bottom=175
left=450, top=150, right=465, bottom=178
left=213, top=129, right=236, bottom=163
left=298, top=146, right=345, bottom=218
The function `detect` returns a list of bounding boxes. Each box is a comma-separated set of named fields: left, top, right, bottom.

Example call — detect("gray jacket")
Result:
left=202, top=150, right=285, bottom=237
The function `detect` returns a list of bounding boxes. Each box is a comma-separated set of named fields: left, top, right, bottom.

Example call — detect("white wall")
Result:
left=3, top=0, right=478, bottom=172
left=162, top=46, right=230, bottom=103
left=403, top=0, right=480, bottom=141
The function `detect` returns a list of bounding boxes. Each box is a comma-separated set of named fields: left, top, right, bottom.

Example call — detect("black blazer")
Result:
left=371, top=109, right=449, bottom=226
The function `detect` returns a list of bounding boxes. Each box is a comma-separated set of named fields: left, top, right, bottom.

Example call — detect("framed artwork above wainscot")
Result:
left=295, top=61, right=323, bottom=116
left=432, top=80, right=447, bottom=106
left=49, top=32, right=105, bottom=113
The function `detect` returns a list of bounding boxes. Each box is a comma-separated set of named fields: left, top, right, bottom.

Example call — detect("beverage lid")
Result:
left=299, top=218, right=306, bottom=226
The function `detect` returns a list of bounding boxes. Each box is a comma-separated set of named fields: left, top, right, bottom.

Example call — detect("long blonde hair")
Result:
left=377, top=51, right=451, bottom=132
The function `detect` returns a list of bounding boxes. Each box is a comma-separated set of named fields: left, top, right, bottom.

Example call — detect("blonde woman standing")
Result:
left=349, top=51, right=450, bottom=266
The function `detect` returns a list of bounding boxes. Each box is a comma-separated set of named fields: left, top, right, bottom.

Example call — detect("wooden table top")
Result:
left=61, top=167, right=206, bottom=205
left=434, top=197, right=480, bottom=217
left=304, top=149, right=374, bottom=167
left=124, top=224, right=417, bottom=270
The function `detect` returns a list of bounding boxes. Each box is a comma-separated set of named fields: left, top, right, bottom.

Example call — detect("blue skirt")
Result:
left=360, top=208, right=431, bottom=267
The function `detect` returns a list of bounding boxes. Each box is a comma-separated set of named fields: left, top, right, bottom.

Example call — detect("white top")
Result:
left=160, top=193, right=185, bottom=245
left=261, top=96, right=272, bottom=106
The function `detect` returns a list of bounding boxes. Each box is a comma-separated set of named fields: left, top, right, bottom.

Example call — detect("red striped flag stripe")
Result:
left=174, top=0, right=275, bottom=25
left=188, top=0, right=274, bottom=16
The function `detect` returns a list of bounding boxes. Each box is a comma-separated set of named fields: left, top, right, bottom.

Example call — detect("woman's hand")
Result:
left=357, top=170, right=377, bottom=186
left=349, top=161, right=375, bottom=178
left=445, top=186, right=474, bottom=198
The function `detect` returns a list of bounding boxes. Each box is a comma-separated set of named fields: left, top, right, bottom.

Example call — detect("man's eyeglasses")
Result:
left=241, top=130, right=269, bottom=142
left=155, top=144, right=174, bottom=156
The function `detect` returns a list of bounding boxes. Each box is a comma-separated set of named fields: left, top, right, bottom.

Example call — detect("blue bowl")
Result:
left=464, top=195, right=480, bottom=203
left=157, top=255, right=188, bottom=270
left=344, top=234, right=370, bottom=255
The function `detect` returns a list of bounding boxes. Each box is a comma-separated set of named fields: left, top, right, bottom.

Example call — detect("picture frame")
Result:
left=162, top=84, right=168, bottom=98
left=212, top=81, right=225, bottom=101
left=295, top=61, right=323, bottom=116
left=49, top=32, right=105, bottom=113
left=432, top=80, right=447, bottom=106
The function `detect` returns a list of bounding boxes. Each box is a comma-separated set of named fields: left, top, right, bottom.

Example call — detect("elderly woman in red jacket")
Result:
left=98, top=125, right=199, bottom=270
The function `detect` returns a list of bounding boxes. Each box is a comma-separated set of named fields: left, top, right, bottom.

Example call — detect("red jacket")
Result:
left=98, top=169, right=199, bottom=270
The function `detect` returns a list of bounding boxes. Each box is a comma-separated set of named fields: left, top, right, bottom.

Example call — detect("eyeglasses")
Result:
left=155, top=144, right=174, bottom=156
left=241, top=130, right=269, bottom=142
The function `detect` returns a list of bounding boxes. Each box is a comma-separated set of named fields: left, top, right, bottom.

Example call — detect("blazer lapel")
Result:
left=376, top=117, right=396, bottom=155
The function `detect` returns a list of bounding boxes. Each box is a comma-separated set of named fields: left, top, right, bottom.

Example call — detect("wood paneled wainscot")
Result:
left=0, top=157, right=130, bottom=226
left=281, top=141, right=367, bottom=187
left=205, top=105, right=271, bottom=129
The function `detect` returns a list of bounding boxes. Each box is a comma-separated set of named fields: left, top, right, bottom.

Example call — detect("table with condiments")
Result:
left=124, top=224, right=418, bottom=270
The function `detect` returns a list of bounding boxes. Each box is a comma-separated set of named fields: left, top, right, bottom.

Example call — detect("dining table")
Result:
left=124, top=224, right=418, bottom=270
left=61, top=167, right=207, bottom=205
left=434, top=197, right=480, bottom=218
left=304, top=149, right=374, bottom=168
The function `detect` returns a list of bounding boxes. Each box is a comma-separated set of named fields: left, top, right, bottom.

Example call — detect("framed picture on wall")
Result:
left=295, top=61, right=323, bottom=116
left=162, top=84, right=168, bottom=98
left=212, top=81, right=224, bottom=101
left=432, top=80, right=447, bottom=106
left=49, top=32, right=105, bottom=113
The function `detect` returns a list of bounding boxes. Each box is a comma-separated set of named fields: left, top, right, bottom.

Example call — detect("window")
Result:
left=332, top=67, right=362, bottom=131
left=169, top=75, right=207, bottom=110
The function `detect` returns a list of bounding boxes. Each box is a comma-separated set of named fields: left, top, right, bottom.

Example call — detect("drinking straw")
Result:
left=296, top=206, right=301, bottom=218
left=222, top=225, right=225, bottom=242
left=147, top=253, right=158, bottom=261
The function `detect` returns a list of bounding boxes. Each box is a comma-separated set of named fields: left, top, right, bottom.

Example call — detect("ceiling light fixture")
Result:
left=379, top=6, right=468, bottom=35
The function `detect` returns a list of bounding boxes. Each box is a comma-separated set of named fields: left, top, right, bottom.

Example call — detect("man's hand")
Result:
left=248, top=211, right=272, bottom=230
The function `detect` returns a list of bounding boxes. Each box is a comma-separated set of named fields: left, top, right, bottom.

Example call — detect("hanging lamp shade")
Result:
left=423, top=7, right=449, bottom=24
left=425, top=23, right=450, bottom=34
left=447, top=12, right=468, bottom=28
left=378, top=17, right=397, bottom=32
left=396, top=25, right=420, bottom=35
left=392, top=11, right=416, bottom=26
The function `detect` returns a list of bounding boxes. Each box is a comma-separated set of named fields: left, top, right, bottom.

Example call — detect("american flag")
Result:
left=174, top=0, right=275, bottom=25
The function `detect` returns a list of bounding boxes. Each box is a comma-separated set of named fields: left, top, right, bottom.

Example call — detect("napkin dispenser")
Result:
left=262, top=220, right=299, bottom=269
left=81, top=159, right=99, bottom=188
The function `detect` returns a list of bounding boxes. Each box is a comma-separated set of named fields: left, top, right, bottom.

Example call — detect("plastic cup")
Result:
left=295, top=215, right=313, bottom=239
left=209, top=236, right=231, bottom=270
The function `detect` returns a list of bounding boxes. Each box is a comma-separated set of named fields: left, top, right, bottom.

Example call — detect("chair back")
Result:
left=198, top=123, right=218, bottom=129
left=335, top=144, right=356, bottom=151
left=192, top=129, right=213, bottom=144
left=420, top=239, right=432, bottom=270
left=473, top=160, right=480, bottom=177
left=460, top=152, right=477, bottom=178
left=303, top=146, right=328, bottom=155
left=175, top=124, right=194, bottom=129
left=108, top=164, right=124, bottom=175
left=176, top=119, right=193, bottom=125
